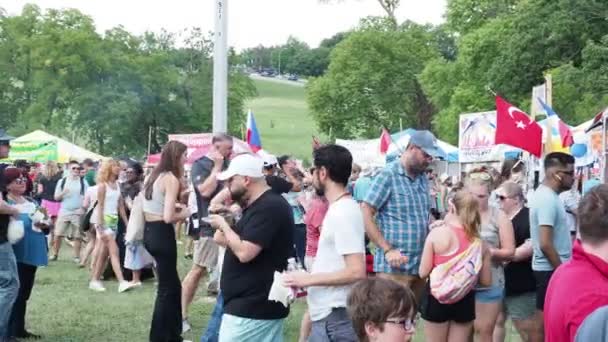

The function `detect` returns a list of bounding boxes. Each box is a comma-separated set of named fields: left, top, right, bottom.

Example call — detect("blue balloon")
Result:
left=570, top=143, right=587, bottom=158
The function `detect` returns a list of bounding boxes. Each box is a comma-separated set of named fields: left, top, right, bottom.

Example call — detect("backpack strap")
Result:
left=60, top=177, right=66, bottom=191
left=80, top=177, right=85, bottom=196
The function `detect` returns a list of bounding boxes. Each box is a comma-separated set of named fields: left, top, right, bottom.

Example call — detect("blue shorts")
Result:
left=475, top=286, right=505, bottom=303
left=219, top=314, right=284, bottom=342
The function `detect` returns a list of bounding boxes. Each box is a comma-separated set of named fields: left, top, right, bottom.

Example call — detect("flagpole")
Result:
left=213, top=0, right=228, bottom=133
left=602, top=113, right=607, bottom=183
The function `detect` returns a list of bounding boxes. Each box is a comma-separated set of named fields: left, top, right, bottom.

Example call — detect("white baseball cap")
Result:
left=217, top=154, right=264, bottom=181
left=261, top=153, right=278, bottom=167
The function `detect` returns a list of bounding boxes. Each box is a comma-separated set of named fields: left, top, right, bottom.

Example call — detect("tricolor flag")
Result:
left=246, top=109, right=262, bottom=152
left=585, top=108, right=608, bottom=133
left=538, top=98, right=573, bottom=147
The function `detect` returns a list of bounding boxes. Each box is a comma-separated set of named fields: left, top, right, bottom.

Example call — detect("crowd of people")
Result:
left=2, top=126, right=608, bottom=342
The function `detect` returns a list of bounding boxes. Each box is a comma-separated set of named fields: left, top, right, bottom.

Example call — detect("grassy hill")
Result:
left=246, top=78, right=319, bottom=161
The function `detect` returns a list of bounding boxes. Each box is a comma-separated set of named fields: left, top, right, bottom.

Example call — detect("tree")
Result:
left=307, top=21, right=438, bottom=139
left=320, top=0, right=401, bottom=26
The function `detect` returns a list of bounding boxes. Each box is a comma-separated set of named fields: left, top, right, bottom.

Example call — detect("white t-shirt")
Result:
left=307, top=197, right=365, bottom=321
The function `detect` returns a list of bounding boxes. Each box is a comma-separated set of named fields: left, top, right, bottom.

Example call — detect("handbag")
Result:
left=8, top=218, right=24, bottom=244
left=81, top=201, right=98, bottom=232
left=125, top=193, right=145, bottom=243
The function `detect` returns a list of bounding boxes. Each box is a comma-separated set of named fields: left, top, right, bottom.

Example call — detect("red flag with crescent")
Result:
left=495, top=96, right=543, bottom=157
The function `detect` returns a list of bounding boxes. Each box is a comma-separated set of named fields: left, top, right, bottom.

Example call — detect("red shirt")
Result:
left=544, top=240, right=608, bottom=342
left=304, top=196, right=328, bottom=257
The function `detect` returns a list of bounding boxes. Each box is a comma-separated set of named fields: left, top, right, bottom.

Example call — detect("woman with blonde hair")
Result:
left=419, top=190, right=492, bottom=342
left=88, top=159, right=135, bottom=293
left=465, top=168, right=515, bottom=342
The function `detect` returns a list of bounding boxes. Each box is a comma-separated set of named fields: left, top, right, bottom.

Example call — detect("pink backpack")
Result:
left=429, top=238, right=482, bottom=304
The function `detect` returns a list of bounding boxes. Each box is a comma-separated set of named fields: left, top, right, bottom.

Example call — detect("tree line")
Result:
left=0, top=4, right=257, bottom=157
left=308, top=0, right=608, bottom=144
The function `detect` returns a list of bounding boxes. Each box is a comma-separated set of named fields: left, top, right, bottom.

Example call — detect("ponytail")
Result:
left=452, top=190, right=481, bottom=241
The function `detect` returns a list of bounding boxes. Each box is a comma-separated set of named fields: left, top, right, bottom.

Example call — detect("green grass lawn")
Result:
left=246, top=79, right=320, bottom=162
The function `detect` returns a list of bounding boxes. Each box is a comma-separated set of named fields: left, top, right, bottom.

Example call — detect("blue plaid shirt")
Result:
left=363, top=161, right=430, bottom=274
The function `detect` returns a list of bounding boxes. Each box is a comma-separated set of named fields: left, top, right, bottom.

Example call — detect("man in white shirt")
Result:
left=284, top=144, right=366, bottom=341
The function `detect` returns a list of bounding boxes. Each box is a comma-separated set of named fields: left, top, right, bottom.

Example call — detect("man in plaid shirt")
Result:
left=362, top=130, right=443, bottom=300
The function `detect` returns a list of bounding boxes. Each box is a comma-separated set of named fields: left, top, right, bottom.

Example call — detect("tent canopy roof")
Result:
left=14, top=130, right=104, bottom=162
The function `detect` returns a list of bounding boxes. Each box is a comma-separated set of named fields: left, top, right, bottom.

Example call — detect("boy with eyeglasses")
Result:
left=51, top=160, right=88, bottom=262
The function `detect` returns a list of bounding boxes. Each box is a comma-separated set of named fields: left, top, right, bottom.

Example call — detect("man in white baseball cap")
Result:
left=209, top=153, right=294, bottom=341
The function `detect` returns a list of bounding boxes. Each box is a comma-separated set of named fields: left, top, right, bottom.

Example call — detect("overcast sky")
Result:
left=5, top=0, right=446, bottom=50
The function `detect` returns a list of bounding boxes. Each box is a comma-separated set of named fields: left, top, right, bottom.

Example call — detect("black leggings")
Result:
left=9, top=263, right=37, bottom=337
left=144, top=221, right=182, bottom=342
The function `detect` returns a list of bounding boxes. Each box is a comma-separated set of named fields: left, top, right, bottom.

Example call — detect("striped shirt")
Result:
left=363, top=161, right=430, bottom=274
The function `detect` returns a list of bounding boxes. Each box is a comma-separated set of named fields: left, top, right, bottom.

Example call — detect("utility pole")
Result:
left=213, top=0, right=228, bottom=133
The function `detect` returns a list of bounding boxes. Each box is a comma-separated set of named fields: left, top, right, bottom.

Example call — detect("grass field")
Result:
left=246, top=78, right=320, bottom=162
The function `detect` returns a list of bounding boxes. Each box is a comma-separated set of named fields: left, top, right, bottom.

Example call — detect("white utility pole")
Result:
left=213, top=0, right=228, bottom=133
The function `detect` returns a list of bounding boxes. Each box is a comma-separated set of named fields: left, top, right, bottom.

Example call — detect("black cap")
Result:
left=0, top=128, right=14, bottom=144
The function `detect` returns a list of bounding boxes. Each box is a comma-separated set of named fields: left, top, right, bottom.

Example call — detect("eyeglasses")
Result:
left=12, top=177, right=27, bottom=184
left=71, top=167, right=80, bottom=171
left=384, top=318, right=416, bottom=332
left=413, top=145, right=433, bottom=160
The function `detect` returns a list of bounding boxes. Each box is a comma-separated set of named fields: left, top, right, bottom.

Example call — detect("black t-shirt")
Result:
left=505, top=207, right=536, bottom=296
left=191, top=156, right=226, bottom=237
left=38, top=174, right=62, bottom=201
left=0, top=163, right=9, bottom=243
left=265, top=175, right=293, bottom=195
left=221, top=190, right=294, bottom=320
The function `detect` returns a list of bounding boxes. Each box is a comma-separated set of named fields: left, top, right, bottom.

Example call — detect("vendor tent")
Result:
left=8, top=130, right=104, bottom=163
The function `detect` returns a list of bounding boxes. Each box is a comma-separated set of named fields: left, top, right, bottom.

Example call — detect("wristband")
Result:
left=384, top=248, right=395, bottom=257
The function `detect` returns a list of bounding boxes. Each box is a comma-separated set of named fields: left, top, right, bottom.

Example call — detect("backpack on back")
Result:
left=429, top=238, right=482, bottom=304
left=60, top=177, right=85, bottom=196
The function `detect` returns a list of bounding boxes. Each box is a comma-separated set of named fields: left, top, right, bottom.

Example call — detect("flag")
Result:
left=495, top=96, right=543, bottom=158
left=379, top=127, right=391, bottom=154
left=246, top=109, right=262, bottom=152
left=585, top=108, right=608, bottom=133
left=538, top=98, right=573, bottom=147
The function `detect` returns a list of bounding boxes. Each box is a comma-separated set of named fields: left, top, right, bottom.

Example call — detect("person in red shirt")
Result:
left=544, top=184, right=608, bottom=342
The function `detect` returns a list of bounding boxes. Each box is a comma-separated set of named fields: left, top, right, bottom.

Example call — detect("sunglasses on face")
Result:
left=384, top=318, right=417, bottom=332
left=469, top=171, right=492, bottom=181
left=12, top=177, right=27, bottom=185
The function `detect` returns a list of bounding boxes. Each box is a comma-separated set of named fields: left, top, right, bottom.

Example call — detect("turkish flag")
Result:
left=379, top=128, right=391, bottom=154
left=495, top=96, right=543, bottom=157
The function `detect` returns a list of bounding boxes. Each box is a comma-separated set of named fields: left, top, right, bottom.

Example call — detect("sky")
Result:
left=5, top=0, right=446, bottom=50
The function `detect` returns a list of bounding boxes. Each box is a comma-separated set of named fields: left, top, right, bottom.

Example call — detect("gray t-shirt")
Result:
left=529, top=184, right=572, bottom=271
left=54, top=176, right=88, bottom=216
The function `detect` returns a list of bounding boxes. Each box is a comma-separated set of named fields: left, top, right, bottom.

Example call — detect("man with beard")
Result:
left=283, top=144, right=366, bottom=341
left=181, top=133, right=233, bottom=333
left=208, top=154, right=293, bottom=341
left=528, top=152, right=575, bottom=340
left=361, top=130, right=443, bottom=301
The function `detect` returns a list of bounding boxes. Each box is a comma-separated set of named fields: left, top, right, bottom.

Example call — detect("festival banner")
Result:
left=336, top=138, right=386, bottom=169
left=6, top=140, right=58, bottom=162
left=458, top=111, right=515, bottom=163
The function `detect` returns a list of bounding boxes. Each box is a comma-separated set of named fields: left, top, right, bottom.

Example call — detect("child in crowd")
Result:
left=347, top=277, right=417, bottom=342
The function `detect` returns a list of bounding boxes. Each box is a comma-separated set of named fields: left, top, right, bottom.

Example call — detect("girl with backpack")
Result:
left=419, top=190, right=492, bottom=342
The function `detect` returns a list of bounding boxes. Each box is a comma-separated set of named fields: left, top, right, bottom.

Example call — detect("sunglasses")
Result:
left=384, top=318, right=417, bottom=332
left=469, top=171, right=492, bottom=181
left=12, top=177, right=27, bottom=184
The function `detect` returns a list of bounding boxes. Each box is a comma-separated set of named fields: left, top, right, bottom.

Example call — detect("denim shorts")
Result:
left=475, top=286, right=505, bottom=303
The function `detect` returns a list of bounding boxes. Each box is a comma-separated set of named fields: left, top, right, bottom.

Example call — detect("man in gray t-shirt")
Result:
left=528, top=152, right=575, bottom=339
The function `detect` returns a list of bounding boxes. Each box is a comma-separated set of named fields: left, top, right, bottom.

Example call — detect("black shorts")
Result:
left=534, top=270, right=554, bottom=311
left=420, top=282, right=475, bottom=323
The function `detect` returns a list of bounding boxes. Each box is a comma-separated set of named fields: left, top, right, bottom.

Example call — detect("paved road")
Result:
left=249, top=73, right=306, bottom=87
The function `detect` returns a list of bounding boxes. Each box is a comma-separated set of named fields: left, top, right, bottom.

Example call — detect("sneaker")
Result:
left=182, top=319, right=192, bottom=333
left=89, top=281, right=106, bottom=292
left=73, top=257, right=81, bottom=264
left=131, top=281, right=143, bottom=287
left=176, top=240, right=183, bottom=245
left=118, top=281, right=136, bottom=293
left=49, top=255, right=58, bottom=261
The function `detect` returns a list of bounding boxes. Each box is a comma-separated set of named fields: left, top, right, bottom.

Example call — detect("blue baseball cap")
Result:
left=408, top=130, right=445, bottom=159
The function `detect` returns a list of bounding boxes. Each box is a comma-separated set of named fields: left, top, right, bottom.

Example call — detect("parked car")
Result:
left=287, top=74, right=299, bottom=81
